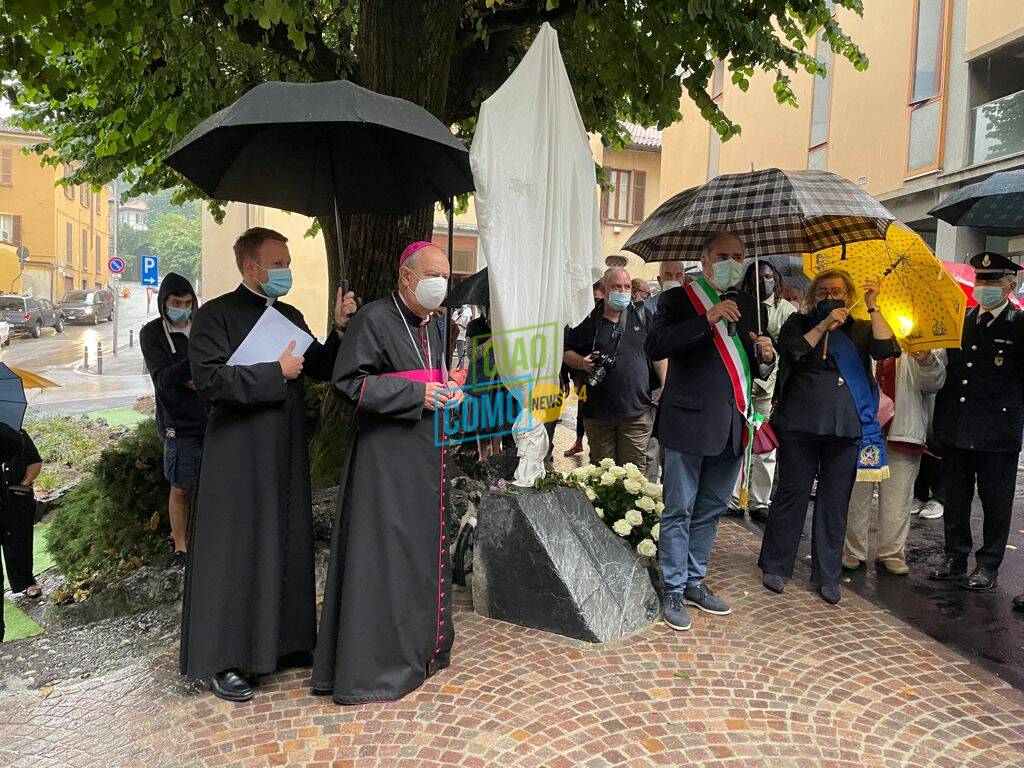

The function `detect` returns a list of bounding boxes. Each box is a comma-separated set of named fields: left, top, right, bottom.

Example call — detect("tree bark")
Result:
left=309, top=0, right=462, bottom=487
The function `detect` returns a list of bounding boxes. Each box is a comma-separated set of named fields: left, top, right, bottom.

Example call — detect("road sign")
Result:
left=15, top=246, right=29, bottom=265
left=140, top=254, right=159, bottom=286
left=108, top=256, right=126, bottom=274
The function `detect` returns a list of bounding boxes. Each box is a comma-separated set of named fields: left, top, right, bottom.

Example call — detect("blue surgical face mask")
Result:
left=607, top=291, right=631, bottom=311
left=710, top=258, right=744, bottom=291
left=166, top=306, right=191, bottom=324
left=973, top=285, right=1005, bottom=309
left=256, top=266, right=293, bottom=298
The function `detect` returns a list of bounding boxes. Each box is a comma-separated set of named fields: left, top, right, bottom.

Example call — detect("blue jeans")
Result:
left=661, top=445, right=743, bottom=593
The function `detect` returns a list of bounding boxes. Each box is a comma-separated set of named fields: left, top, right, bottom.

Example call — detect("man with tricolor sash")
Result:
left=646, top=232, right=774, bottom=631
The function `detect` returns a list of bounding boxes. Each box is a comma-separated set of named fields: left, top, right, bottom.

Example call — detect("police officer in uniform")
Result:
left=930, top=251, right=1023, bottom=590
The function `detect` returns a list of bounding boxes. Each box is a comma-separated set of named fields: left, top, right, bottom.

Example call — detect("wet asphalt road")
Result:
left=736, top=467, right=1024, bottom=692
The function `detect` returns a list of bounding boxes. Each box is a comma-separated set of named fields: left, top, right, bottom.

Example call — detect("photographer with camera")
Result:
left=646, top=232, right=774, bottom=631
left=564, top=267, right=666, bottom=471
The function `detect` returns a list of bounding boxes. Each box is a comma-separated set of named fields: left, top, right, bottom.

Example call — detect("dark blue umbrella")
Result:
left=0, top=364, right=28, bottom=431
left=928, top=170, right=1024, bottom=231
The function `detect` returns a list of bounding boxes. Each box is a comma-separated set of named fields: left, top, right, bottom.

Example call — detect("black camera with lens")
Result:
left=586, top=350, right=617, bottom=388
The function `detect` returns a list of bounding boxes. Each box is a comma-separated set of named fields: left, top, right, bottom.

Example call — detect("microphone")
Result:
left=722, top=288, right=738, bottom=337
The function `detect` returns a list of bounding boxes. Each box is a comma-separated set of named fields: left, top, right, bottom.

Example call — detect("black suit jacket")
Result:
left=934, top=305, right=1024, bottom=452
left=646, top=284, right=766, bottom=457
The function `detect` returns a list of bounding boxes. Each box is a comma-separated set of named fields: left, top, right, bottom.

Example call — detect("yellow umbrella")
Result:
left=9, top=367, right=60, bottom=389
left=803, top=224, right=967, bottom=352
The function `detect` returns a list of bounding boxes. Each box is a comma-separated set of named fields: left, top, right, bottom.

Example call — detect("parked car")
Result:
left=57, top=289, right=115, bottom=325
left=0, top=295, right=64, bottom=338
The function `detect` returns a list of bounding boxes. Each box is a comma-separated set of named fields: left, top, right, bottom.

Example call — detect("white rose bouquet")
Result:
left=563, top=461, right=663, bottom=560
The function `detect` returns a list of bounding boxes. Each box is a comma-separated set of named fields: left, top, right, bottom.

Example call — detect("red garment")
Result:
left=876, top=357, right=925, bottom=456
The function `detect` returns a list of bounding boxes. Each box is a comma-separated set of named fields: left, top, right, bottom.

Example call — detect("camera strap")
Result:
left=591, top=303, right=630, bottom=357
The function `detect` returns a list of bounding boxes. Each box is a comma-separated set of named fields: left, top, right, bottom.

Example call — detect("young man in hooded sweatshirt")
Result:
left=140, top=272, right=208, bottom=567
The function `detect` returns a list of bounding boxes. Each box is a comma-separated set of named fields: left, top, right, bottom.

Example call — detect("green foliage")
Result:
left=148, top=212, right=201, bottom=281
left=26, top=415, right=104, bottom=470
left=0, top=1, right=866, bottom=205
left=45, top=419, right=169, bottom=582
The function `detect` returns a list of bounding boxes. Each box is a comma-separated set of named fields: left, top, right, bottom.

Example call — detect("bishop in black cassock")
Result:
left=181, top=227, right=356, bottom=702
left=313, top=242, right=460, bottom=704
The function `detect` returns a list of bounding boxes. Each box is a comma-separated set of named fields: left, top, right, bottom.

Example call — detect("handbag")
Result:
left=752, top=420, right=779, bottom=455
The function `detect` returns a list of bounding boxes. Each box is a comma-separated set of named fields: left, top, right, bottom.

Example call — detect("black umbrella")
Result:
left=164, top=80, right=475, bottom=293
left=928, top=170, right=1024, bottom=231
left=443, top=267, right=489, bottom=309
left=164, top=80, right=473, bottom=216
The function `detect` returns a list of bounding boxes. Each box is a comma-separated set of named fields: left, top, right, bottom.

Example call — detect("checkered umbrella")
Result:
left=623, top=169, right=895, bottom=262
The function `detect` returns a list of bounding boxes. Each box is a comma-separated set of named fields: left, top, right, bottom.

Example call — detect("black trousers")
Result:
left=758, top=435, right=859, bottom=588
left=0, top=491, right=37, bottom=593
left=914, top=451, right=944, bottom=505
left=941, top=446, right=1018, bottom=571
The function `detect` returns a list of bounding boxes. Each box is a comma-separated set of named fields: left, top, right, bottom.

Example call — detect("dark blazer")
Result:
left=646, top=284, right=766, bottom=457
left=772, top=314, right=899, bottom=439
left=934, top=305, right=1024, bottom=452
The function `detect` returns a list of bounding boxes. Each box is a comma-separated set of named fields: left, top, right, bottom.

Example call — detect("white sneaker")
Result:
left=919, top=500, right=944, bottom=519
left=911, top=500, right=924, bottom=516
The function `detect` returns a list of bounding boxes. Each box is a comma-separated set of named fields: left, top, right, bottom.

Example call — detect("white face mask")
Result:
left=413, top=275, right=448, bottom=311
left=661, top=279, right=682, bottom=291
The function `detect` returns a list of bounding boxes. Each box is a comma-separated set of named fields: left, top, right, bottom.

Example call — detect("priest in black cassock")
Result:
left=312, top=241, right=462, bottom=704
left=181, top=227, right=356, bottom=702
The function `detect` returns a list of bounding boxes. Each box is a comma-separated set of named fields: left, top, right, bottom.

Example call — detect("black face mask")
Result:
left=812, top=298, right=846, bottom=322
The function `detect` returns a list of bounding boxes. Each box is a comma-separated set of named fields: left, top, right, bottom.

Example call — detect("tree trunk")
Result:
left=309, top=0, right=462, bottom=488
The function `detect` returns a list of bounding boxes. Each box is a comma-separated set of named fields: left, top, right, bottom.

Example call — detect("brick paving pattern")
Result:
left=2, top=521, right=1024, bottom=768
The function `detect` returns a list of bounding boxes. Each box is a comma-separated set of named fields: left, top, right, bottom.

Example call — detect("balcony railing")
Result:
left=972, top=88, right=1024, bottom=165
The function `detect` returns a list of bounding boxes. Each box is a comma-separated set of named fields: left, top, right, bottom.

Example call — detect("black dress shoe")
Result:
left=748, top=507, right=770, bottom=524
left=928, top=555, right=967, bottom=581
left=819, top=584, right=841, bottom=605
left=208, top=669, right=254, bottom=702
left=1013, top=593, right=1024, bottom=612
left=962, top=566, right=998, bottom=591
left=725, top=506, right=744, bottom=517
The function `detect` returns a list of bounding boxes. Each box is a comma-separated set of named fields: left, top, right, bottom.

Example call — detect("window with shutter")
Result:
left=0, top=148, right=12, bottom=186
left=82, top=230, right=89, bottom=270
left=602, top=169, right=632, bottom=223
left=0, top=214, right=11, bottom=242
left=96, top=235, right=102, bottom=270
left=66, top=223, right=73, bottom=263
left=80, top=184, right=90, bottom=208
left=63, top=166, right=75, bottom=200
left=631, top=171, right=646, bottom=223
left=12, top=215, right=21, bottom=246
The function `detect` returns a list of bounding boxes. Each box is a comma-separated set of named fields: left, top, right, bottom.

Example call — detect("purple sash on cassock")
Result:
left=381, top=368, right=445, bottom=384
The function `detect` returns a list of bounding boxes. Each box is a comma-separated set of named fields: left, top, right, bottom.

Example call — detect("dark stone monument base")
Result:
left=472, top=486, right=659, bottom=643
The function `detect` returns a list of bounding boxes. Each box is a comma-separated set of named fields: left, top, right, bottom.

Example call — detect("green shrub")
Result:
left=46, top=419, right=169, bottom=582
left=26, top=415, right=105, bottom=470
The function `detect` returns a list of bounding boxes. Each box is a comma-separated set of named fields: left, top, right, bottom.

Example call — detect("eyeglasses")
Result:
left=813, top=288, right=848, bottom=300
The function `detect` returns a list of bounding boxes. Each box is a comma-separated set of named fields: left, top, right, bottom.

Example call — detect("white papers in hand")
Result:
left=226, top=306, right=314, bottom=366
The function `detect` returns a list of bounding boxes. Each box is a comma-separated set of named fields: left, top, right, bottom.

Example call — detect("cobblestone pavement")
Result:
left=3, top=521, right=1024, bottom=768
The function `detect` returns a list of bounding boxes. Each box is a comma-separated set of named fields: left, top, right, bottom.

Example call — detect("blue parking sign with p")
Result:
left=141, top=255, right=159, bottom=286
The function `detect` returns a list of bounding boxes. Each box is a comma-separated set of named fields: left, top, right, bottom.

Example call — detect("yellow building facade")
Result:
left=0, top=120, right=111, bottom=301
left=661, top=0, right=1024, bottom=263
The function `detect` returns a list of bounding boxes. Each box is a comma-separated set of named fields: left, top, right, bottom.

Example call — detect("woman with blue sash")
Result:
left=759, top=269, right=899, bottom=604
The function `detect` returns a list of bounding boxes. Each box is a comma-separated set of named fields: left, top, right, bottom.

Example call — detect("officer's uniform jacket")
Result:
left=934, top=303, right=1024, bottom=453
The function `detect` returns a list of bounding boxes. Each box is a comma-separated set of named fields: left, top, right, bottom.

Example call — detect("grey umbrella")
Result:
left=928, top=170, right=1024, bottom=231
